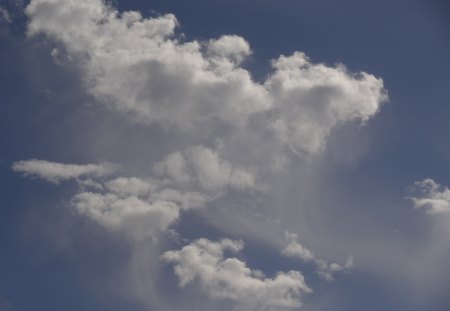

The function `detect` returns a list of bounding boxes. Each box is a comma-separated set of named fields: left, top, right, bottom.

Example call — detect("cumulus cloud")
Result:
left=25, top=0, right=271, bottom=129
left=15, top=0, right=389, bottom=309
left=12, top=159, right=116, bottom=184
left=162, top=238, right=312, bottom=310
left=12, top=152, right=250, bottom=240
left=207, top=35, right=252, bottom=65
left=282, top=232, right=352, bottom=281
left=282, top=231, right=316, bottom=262
left=408, top=179, right=450, bottom=214
left=267, top=52, right=387, bottom=154
left=25, top=0, right=386, bottom=155
left=72, top=192, right=179, bottom=240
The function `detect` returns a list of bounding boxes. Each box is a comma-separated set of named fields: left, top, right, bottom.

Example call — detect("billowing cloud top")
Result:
left=26, top=0, right=387, bottom=155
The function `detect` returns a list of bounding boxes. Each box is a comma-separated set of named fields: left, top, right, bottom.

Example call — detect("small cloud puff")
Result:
left=408, top=178, right=450, bottom=214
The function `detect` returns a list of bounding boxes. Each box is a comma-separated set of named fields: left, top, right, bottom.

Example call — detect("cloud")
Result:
left=12, top=153, right=250, bottom=240
left=408, top=179, right=450, bottom=214
left=25, top=0, right=386, bottom=155
left=282, top=232, right=352, bottom=282
left=0, top=7, right=11, bottom=23
left=207, top=35, right=252, bottom=65
left=12, top=159, right=117, bottom=184
left=16, top=0, right=390, bottom=309
left=154, top=146, right=257, bottom=193
left=26, top=0, right=271, bottom=129
left=266, top=52, right=387, bottom=154
left=71, top=192, right=179, bottom=240
left=162, top=238, right=312, bottom=311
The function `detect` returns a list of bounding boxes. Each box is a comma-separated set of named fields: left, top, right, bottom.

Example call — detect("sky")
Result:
left=0, top=0, right=449, bottom=310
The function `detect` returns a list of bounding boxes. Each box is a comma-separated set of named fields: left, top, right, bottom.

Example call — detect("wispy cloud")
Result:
left=12, top=159, right=117, bottom=184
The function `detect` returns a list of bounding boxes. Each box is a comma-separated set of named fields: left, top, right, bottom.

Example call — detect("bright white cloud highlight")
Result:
left=207, top=35, right=252, bottom=65
left=162, top=238, right=312, bottom=310
left=12, top=159, right=116, bottom=184
left=409, top=179, right=450, bottom=214
left=25, top=0, right=387, bottom=155
left=267, top=52, right=387, bottom=154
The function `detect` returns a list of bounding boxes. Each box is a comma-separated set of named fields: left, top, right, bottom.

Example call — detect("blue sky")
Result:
left=1, top=0, right=450, bottom=310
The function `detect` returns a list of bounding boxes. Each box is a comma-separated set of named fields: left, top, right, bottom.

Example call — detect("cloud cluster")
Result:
left=25, top=0, right=386, bottom=155
left=282, top=232, right=352, bottom=281
left=409, top=179, right=450, bottom=214
left=12, top=0, right=390, bottom=309
left=13, top=145, right=256, bottom=241
left=162, top=238, right=312, bottom=311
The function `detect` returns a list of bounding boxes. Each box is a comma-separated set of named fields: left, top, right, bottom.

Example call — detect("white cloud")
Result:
left=72, top=192, right=179, bottom=240
left=281, top=231, right=352, bottom=282
left=12, top=159, right=116, bottom=184
left=282, top=231, right=316, bottom=262
left=266, top=52, right=387, bottom=154
left=12, top=156, right=235, bottom=240
left=154, top=146, right=257, bottom=193
left=18, top=1, right=389, bottom=309
left=162, top=238, right=312, bottom=310
left=207, top=35, right=252, bottom=65
left=409, top=179, right=450, bottom=214
left=26, top=0, right=271, bottom=129
left=25, top=0, right=386, bottom=155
